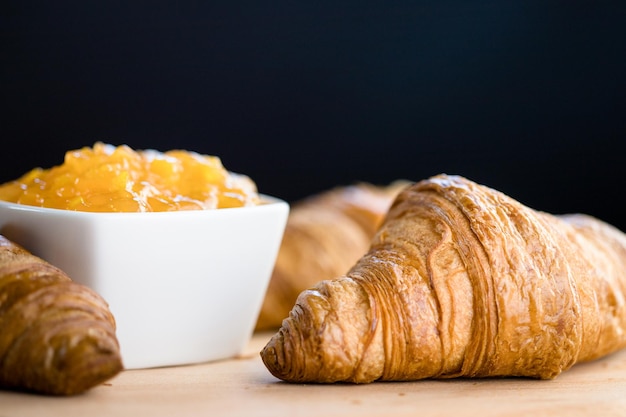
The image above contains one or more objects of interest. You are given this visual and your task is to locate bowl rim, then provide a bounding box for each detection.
[0,194,287,218]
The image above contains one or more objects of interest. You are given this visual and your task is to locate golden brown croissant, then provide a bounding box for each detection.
[0,235,122,395]
[255,180,410,330]
[261,174,626,383]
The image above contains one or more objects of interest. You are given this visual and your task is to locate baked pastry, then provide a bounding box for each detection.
[0,235,122,395]
[261,174,626,382]
[255,180,410,330]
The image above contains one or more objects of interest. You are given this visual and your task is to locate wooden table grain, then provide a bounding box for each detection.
[2,332,626,417]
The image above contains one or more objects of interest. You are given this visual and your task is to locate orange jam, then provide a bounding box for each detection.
[0,143,260,212]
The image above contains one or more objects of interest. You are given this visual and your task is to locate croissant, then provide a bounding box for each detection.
[261,174,626,383]
[256,180,410,330]
[0,235,123,395]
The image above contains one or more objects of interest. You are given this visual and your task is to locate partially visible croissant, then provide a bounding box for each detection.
[261,174,626,383]
[255,180,410,330]
[0,235,122,395]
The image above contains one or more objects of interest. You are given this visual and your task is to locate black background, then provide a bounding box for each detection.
[2,1,625,231]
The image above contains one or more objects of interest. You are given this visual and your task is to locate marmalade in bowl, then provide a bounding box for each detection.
[0,143,260,212]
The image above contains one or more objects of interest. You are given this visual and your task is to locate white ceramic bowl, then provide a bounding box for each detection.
[0,196,288,369]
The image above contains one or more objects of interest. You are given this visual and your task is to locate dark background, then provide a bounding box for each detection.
[2,1,625,230]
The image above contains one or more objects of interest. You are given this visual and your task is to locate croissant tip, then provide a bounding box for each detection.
[260,341,279,376]
[262,329,298,382]
[43,345,124,396]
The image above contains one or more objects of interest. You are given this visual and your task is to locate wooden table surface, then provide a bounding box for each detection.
[3,332,626,417]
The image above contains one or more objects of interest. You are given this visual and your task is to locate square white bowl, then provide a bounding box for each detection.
[0,196,288,369]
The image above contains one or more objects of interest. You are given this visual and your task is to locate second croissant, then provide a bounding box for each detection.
[256,180,410,330]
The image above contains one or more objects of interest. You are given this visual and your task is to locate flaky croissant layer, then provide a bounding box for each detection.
[261,174,626,383]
